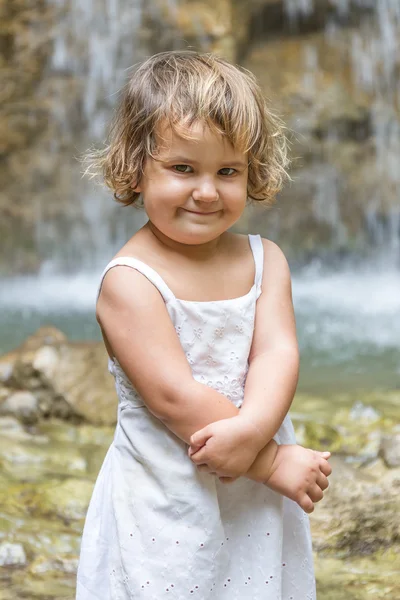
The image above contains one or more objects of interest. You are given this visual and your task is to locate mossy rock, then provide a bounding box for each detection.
[24,478,93,522]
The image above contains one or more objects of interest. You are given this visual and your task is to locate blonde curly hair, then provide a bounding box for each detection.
[84,50,290,206]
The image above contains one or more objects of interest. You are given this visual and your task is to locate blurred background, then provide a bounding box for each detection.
[0,1,399,599]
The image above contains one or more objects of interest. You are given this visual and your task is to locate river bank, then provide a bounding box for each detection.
[0,327,399,598]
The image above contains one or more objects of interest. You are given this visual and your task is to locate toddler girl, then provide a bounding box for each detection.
[76,50,331,600]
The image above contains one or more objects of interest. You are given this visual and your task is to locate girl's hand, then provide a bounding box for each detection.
[188,416,264,481]
[264,444,332,514]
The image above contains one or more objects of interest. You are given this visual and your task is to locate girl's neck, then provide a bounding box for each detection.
[145,221,225,262]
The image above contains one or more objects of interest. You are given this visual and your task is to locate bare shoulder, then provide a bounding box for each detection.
[96,262,164,323]
[261,238,289,264]
[260,238,291,282]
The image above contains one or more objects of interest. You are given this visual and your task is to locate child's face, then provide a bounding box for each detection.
[135,121,248,246]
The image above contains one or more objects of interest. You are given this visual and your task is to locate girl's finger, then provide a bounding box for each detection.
[299,495,314,514]
[316,472,329,491]
[190,448,209,464]
[190,427,212,451]
[307,485,324,503]
[319,459,332,477]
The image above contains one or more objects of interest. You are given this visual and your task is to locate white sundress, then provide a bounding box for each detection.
[76,233,316,600]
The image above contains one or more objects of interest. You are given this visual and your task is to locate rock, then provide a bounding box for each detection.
[1,327,118,425]
[380,434,400,469]
[32,345,59,380]
[349,401,381,424]
[0,416,25,434]
[17,327,67,353]
[241,18,399,261]
[28,555,78,576]
[314,550,400,600]
[50,342,118,425]
[0,416,34,442]
[141,0,249,62]
[310,456,400,556]
[26,478,94,521]
[0,361,13,383]
[0,391,39,425]
[0,436,87,482]
[0,542,27,567]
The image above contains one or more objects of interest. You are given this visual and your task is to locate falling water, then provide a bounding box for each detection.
[282,0,400,259]
[1,0,399,393]
[35,0,148,273]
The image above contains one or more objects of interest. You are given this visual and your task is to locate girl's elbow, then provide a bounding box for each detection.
[147,378,199,422]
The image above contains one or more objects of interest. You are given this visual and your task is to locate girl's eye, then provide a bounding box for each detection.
[173,165,192,173]
[219,168,236,176]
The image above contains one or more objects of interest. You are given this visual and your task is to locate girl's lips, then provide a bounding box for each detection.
[184,209,220,215]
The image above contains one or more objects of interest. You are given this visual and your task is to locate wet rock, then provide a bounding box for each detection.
[241,19,399,261]
[0,361,13,383]
[0,416,25,435]
[26,478,94,521]
[32,345,59,380]
[142,0,249,62]
[315,550,400,600]
[0,415,35,442]
[349,401,381,424]
[0,391,39,425]
[0,435,87,482]
[0,327,117,425]
[0,542,27,567]
[310,456,400,556]
[292,412,383,463]
[28,555,78,576]
[248,0,375,40]
[380,434,400,469]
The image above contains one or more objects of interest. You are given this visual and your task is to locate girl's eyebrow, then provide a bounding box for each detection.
[163,156,248,169]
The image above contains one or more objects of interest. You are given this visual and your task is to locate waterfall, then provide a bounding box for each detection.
[280,0,400,260]
[35,0,147,273]
[4,0,400,273]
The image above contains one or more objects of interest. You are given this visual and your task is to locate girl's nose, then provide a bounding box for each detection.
[192,178,219,202]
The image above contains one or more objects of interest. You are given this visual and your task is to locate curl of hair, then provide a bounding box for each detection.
[82,51,290,207]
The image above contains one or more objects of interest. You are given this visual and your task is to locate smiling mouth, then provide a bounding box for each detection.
[185,209,220,215]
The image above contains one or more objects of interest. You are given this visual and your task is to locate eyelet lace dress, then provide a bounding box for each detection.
[76,234,316,600]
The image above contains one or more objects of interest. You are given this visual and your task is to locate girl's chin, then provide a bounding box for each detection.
[169,227,224,245]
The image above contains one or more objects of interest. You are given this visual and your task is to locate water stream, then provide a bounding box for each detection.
[2,0,400,393]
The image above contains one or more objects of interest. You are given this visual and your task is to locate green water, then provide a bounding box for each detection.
[1,267,399,397]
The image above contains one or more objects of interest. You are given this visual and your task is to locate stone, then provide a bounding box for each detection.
[0,542,27,567]
[1,327,118,425]
[349,401,381,424]
[28,555,79,576]
[380,434,400,469]
[0,361,13,383]
[0,415,24,434]
[141,0,247,62]
[0,436,87,482]
[310,456,400,556]
[1,390,39,425]
[26,478,94,521]
[32,345,59,380]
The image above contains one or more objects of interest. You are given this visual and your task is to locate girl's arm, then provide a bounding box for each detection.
[97,265,255,438]
[189,239,299,461]
[97,265,330,512]
[97,266,329,512]
[238,239,299,441]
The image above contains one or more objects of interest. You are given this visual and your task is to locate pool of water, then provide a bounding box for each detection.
[1,267,399,395]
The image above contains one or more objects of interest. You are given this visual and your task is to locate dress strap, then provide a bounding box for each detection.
[96,257,176,304]
[248,234,264,299]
